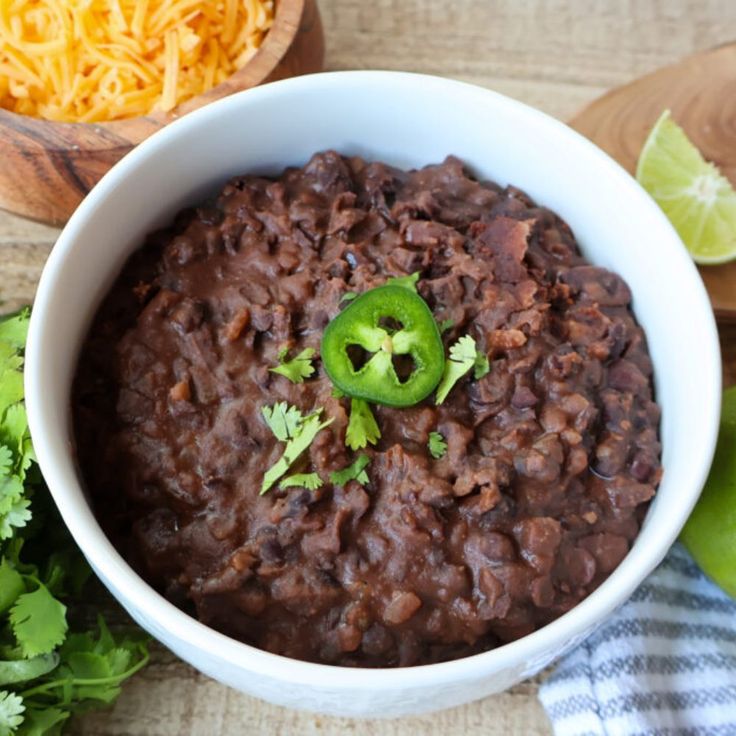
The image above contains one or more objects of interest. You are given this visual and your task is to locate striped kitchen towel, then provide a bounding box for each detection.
[539,543,736,735]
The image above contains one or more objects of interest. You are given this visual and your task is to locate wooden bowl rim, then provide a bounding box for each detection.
[0,0,304,144]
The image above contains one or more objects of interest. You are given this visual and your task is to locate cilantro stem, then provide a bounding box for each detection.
[19,646,150,700]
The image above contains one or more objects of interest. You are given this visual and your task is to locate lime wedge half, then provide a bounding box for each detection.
[681,386,736,598]
[636,110,736,265]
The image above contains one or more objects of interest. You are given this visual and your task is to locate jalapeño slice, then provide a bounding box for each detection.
[321,285,444,407]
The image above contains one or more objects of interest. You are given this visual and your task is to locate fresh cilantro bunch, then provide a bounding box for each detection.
[0,309,33,542]
[0,309,148,736]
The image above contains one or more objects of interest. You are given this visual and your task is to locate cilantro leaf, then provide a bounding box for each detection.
[435,335,478,404]
[0,309,30,351]
[0,499,30,542]
[0,474,23,512]
[0,477,29,542]
[0,405,28,461]
[269,347,316,384]
[20,618,149,722]
[387,272,420,292]
[345,398,381,451]
[18,706,67,735]
[340,292,358,304]
[67,651,112,680]
[428,432,448,459]
[261,402,304,442]
[261,406,333,494]
[0,448,11,477]
[107,647,133,677]
[0,561,24,614]
[43,548,92,599]
[279,472,323,491]
[329,455,371,486]
[0,690,24,735]
[474,352,490,380]
[438,318,454,334]
[0,654,59,688]
[0,351,24,420]
[9,585,68,658]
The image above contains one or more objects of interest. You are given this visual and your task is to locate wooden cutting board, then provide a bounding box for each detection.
[569,42,736,321]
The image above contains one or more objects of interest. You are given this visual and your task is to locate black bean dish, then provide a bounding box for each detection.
[73,152,662,667]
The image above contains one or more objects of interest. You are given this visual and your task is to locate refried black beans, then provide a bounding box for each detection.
[72,152,662,667]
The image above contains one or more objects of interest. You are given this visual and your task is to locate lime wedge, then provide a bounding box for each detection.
[681,386,736,598]
[636,110,736,265]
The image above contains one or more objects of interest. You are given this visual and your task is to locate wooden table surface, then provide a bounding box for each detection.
[2,1,735,734]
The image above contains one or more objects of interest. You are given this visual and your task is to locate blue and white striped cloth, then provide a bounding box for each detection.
[539,544,736,735]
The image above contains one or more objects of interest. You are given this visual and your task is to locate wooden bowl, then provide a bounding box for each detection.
[0,0,324,225]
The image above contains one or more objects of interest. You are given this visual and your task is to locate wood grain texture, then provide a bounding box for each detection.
[1,1,735,734]
[0,0,325,226]
[569,43,736,320]
[318,0,736,120]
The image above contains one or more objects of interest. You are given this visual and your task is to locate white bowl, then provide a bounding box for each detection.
[25,71,721,718]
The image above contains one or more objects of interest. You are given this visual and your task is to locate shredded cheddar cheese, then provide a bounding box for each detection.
[0,0,274,122]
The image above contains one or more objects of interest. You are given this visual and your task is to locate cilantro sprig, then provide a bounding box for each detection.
[0,691,24,735]
[269,347,316,384]
[279,472,323,491]
[260,402,303,442]
[329,455,371,486]
[9,585,68,659]
[435,335,490,404]
[0,309,149,736]
[428,432,448,459]
[345,398,381,451]
[474,352,490,380]
[261,402,333,494]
